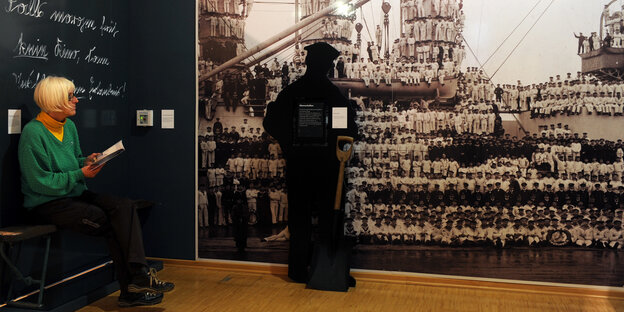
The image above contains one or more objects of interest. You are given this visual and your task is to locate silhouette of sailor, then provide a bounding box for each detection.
[263,42,358,284]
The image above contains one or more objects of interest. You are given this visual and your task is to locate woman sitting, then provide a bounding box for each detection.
[18,76,174,307]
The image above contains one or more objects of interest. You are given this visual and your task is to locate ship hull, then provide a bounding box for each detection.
[331,77,458,100]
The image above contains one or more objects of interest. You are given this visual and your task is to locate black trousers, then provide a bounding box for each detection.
[30,190,147,291]
[286,168,336,283]
[232,211,249,249]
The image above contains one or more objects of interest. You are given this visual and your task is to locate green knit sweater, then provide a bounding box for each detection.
[18,118,87,209]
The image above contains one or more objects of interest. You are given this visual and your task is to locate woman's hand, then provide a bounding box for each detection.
[82,164,104,178]
[85,153,102,166]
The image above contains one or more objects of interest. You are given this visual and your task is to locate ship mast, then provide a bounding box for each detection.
[202,0,371,81]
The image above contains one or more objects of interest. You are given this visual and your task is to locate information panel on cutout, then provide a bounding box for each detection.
[0,0,129,127]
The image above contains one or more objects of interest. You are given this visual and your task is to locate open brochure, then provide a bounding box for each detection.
[93,140,125,166]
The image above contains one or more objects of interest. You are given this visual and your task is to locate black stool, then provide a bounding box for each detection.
[0,225,57,309]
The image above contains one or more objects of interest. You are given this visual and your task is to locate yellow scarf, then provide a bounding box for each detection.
[36,112,66,141]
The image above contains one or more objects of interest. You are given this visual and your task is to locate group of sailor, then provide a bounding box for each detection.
[202,15,246,40]
[531,80,624,117]
[341,128,624,247]
[356,105,496,135]
[459,66,624,117]
[400,19,460,44]
[345,204,624,248]
[320,17,355,41]
[340,57,455,86]
[400,0,463,21]
[300,0,336,17]
[198,183,288,227]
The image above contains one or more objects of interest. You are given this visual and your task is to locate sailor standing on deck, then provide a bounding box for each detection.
[574,32,587,54]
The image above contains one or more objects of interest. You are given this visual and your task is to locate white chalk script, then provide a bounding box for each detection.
[74,85,86,97]
[54,38,80,63]
[100,16,119,38]
[84,47,110,66]
[11,70,46,89]
[89,77,126,99]
[13,32,48,60]
[49,10,97,33]
[5,0,45,18]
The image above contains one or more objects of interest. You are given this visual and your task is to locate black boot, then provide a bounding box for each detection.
[118,292,163,307]
[128,266,175,293]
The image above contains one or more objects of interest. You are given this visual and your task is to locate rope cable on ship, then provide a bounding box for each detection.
[360,7,375,44]
[461,34,494,84]
[478,0,542,71]
[490,0,555,80]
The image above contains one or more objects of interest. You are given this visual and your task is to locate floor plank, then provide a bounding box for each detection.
[78,264,624,312]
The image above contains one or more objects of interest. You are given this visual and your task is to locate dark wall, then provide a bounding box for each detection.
[0,0,131,226]
[127,0,197,260]
[0,0,196,284]
[0,0,133,301]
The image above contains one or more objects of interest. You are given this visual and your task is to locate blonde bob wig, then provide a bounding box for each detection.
[33,76,75,113]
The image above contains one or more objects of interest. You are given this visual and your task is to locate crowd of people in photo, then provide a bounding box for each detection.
[448,12,624,117]
[457,66,624,118]
[198,118,290,229]
[530,78,624,118]
[200,16,246,40]
[195,0,624,249]
[299,0,347,17]
[358,0,467,85]
[320,17,355,41]
[198,0,252,17]
[198,0,249,42]
[197,0,469,117]
[196,86,624,250]
[198,34,467,117]
[354,98,498,136]
[338,95,624,248]
[197,0,248,67]
[400,0,463,22]
[573,5,624,53]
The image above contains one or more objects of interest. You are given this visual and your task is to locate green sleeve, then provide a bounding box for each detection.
[77,155,86,167]
[18,130,85,197]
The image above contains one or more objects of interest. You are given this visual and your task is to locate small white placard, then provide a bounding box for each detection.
[332,107,347,129]
[8,109,21,134]
[161,109,174,129]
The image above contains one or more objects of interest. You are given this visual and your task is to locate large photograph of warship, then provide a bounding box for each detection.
[196,0,624,286]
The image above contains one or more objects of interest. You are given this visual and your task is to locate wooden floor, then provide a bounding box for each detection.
[77,262,624,312]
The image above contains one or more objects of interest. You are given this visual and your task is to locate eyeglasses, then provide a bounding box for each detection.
[68,93,77,101]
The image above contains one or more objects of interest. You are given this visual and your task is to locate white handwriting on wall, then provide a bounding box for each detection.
[5,0,46,18]
[100,16,119,38]
[13,32,48,60]
[89,77,126,99]
[73,85,86,97]
[11,70,46,89]
[49,10,97,33]
[84,46,110,66]
[54,38,80,63]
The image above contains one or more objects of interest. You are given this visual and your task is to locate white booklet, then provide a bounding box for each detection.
[93,140,125,166]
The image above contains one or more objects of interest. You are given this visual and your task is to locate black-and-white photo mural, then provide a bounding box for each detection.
[197,0,624,286]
